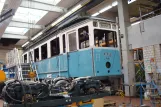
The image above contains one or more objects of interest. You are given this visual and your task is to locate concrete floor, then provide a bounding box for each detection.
[0,100,3,107]
[104,96,151,106]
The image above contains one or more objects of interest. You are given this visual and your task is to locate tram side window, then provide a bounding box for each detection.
[50,38,60,56]
[94,29,117,47]
[34,48,39,62]
[41,44,47,60]
[68,32,77,52]
[24,54,27,63]
[78,26,89,49]
[62,34,66,53]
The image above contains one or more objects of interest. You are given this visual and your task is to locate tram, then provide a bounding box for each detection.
[22,18,122,79]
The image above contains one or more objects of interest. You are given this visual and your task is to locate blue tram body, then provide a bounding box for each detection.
[22,18,122,80]
[35,47,121,78]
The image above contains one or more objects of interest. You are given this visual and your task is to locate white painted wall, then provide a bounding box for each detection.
[0,49,10,64]
[128,15,161,49]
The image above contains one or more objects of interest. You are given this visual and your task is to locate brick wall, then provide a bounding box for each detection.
[143,44,161,81]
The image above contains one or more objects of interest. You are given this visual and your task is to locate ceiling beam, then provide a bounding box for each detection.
[21,0,67,13]
[2,34,28,39]
[8,21,45,29]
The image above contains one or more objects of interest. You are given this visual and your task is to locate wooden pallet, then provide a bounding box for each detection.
[104,101,116,107]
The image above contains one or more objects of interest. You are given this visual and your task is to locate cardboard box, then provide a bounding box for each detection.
[93,98,104,107]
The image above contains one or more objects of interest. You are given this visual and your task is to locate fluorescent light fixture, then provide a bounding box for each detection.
[22,41,29,47]
[92,12,100,17]
[31,32,43,40]
[131,21,140,26]
[99,5,112,13]
[91,0,137,16]
[71,4,82,13]
[12,7,48,23]
[0,0,6,13]
[5,27,29,35]
[112,1,118,7]
[128,0,136,4]
[51,4,82,27]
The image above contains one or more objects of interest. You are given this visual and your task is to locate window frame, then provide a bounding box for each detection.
[41,43,48,60]
[94,29,117,48]
[24,54,27,63]
[34,48,39,62]
[62,34,66,53]
[50,37,60,57]
[67,30,78,52]
[78,26,90,49]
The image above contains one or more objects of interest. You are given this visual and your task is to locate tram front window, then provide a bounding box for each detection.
[78,26,89,49]
[94,29,117,47]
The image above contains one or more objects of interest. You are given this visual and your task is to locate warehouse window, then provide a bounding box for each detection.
[68,32,77,52]
[41,44,47,60]
[50,37,60,56]
[78,26,89,49]
[62,34,66,53]
[24,54,27,63]
[94,29,117,47]
[34,48,39,62]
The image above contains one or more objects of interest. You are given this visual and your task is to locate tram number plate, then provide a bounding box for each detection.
[47,74,52,78]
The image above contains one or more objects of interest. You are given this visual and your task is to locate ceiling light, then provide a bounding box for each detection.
[92,12,100,17]
[128,0,136,4]
[51,4,82,27]
[131,21,140,26]
[71,4,82,12]
[31,32,43,40]
[112,1,118,7]
[99,5,112,13]
[22,41,29,47]
[91,0,137,16]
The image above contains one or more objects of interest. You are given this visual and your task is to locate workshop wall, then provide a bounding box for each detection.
[128,14,161,49]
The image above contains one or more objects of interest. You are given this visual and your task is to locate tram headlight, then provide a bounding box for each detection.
[106,62,111,68]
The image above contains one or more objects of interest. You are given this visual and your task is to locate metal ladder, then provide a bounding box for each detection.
[14,48,39,81]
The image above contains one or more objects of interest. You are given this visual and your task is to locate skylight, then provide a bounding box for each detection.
[33,0,61,5]
[12,7,48,23]
[5,27,29,35]
[0,0,6,13]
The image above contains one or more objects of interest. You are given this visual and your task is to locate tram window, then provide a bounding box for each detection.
[34,48,39,62]
[24,54,27,63]
[94,29,117,47]
[50,37,60,56]
[29,51,33,62]
[41,44,47,60]
[62,34,66,53]
[68,32,77,51]
[78,26,89,49]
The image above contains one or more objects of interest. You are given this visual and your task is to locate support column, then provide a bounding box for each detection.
[117,0,136,96]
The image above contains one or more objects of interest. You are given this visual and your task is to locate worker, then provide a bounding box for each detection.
[0,70,6,107]
[0,70,6,82]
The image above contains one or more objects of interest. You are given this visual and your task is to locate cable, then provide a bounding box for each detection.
[3,80,27,104]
